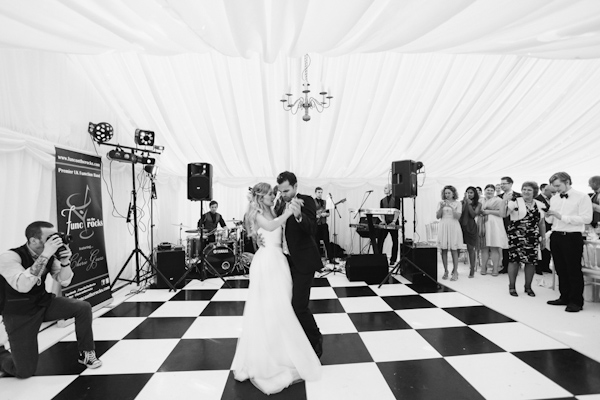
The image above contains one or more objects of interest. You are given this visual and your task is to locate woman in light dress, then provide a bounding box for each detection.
[479,184,509,276]
[436,185,464,281]
[231,183,321,395]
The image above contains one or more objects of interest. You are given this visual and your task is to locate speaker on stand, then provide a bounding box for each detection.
[187,163,212,201]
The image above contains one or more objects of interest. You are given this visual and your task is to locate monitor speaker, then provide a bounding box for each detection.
[187,163,212,201]
[400,244,437,285]
[391,160,417,198]
[345,254,389,284]
[155,249,187,289]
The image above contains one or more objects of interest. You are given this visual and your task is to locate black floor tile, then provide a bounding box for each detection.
[311,277,331,287]
[309,298,345,314]
[100,302,163,317]
[320,333,373,365]
[407,283,454,293]
[418,326,505,357]
[36,341,117,376]
[159,338,237,371]
[200,301,246,316]
[443,306,515,325]
[123,317,196,339]
[223,279,250,288]
[170,289,217,301]
[514,349,600,395]
[333,286,376,297]
[378,358,485,400]
[221,371,307,400]
[348,311,411,332]
[53,373,153,400]
[382,294,437,310]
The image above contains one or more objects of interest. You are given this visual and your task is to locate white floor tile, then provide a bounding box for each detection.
[446,352,572,400]
[61,317,145,342]
[125,289,177,302]
[306,362,396,400]
[577,395,600,399]
[420,292,481,308]
[470,322,570,352]
[210,288,248,302]
[0,375,77,400]
[182,278,224,290]
[369,283,417,297]
[80,339,179,375]
[149,301,210,318]
[360,329,441,362]
[310,287,338,300]
[134,370,230,400]
[313,313,358,334]
[395,308,466,329]
[338,297,393,313]
[326,274,368,287]
[182,316,243,339]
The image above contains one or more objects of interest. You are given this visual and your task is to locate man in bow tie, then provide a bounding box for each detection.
[535,183,556,274]
[545,172,593,313]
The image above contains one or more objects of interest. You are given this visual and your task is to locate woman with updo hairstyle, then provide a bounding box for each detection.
[505,181,546,297]
[233,183,322,394]
[460,186,482,278]
[436,185,464,281]
[479,184,508,276]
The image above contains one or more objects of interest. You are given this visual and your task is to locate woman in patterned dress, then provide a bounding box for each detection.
[436,185,463,281]
[505,181,547,297]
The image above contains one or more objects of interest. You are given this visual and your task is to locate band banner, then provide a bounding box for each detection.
[55,147,112,309]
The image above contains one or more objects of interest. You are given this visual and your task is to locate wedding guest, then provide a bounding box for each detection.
[589,176,600,228]
[535,183,556,274]
[436,186,463,281]
[460,187,481,278]
[505,182,546,297]
[479,184,508,275]
[498,177,521,274]
[546,172,593,313]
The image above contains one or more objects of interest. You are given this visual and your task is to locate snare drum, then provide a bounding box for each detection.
[203,243,236,276]
[214,228,229,244]
[186,235,203,260]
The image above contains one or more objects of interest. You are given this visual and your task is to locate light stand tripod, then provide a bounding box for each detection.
[378,197,439,288]
[110,160,175,291]
[321,194,345,276]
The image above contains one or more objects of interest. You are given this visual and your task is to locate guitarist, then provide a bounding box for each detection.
[314,187,335,264]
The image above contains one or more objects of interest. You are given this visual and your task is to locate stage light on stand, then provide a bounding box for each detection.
[88,122,114,143]
[107,149,137,163]
[138,156,156,165]
[135,129,155,146]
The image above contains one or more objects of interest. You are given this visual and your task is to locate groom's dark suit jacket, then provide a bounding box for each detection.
[276,193,323,273]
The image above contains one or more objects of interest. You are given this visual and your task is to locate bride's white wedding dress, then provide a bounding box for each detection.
[231,227,321,394]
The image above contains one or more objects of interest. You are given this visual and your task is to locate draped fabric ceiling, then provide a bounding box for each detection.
[1,0,599,282]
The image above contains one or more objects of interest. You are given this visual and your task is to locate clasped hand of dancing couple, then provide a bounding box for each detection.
[231,173,323,395]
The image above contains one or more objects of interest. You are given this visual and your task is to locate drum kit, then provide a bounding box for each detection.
[182,218,252,280]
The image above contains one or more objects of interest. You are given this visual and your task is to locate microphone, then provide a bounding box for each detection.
[366,190,373,193]
[329,193,333,198]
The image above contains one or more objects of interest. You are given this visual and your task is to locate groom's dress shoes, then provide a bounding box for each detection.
[547,298,569,306]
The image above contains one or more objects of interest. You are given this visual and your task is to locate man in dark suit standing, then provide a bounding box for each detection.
[275,171,323,358]
[589,176,600,229]
[536,183,556,274]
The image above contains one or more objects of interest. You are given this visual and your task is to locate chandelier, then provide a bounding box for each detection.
[281,54,332,121]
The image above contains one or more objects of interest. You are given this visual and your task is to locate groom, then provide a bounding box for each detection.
[275,171,323,358]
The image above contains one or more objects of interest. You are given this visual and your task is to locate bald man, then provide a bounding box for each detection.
[377,184,401,265]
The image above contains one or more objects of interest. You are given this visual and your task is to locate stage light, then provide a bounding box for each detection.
[107,149,137,163]
[88,122,114,144]
[135,129,155,146]
[138,156,156,165]
[415,161,424,171]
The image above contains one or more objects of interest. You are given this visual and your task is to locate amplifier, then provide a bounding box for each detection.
[345,254,389,284]
[400,244,437,285]
[155,249,186,289]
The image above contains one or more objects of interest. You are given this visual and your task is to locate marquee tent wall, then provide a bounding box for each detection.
[1,0,599,283]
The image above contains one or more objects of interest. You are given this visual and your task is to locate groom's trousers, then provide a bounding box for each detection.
[288,260,322,348]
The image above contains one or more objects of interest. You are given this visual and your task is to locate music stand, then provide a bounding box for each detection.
[320,195,345,276]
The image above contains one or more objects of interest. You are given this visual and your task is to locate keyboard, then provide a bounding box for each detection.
[360,208,400,215]
[349,223,401,231]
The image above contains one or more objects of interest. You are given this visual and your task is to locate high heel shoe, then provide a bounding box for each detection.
[524,287,535,297]
[450,271,458,281]
[509,288,518,297]
[442,271,448,280]
[491,267,498,277]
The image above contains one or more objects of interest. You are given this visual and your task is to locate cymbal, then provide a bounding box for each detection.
[185,229,201,233]
[171,223,191,228]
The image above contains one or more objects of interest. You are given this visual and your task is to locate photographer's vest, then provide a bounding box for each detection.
[0,244,55,315]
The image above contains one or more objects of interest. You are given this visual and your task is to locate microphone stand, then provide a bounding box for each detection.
[321,194,345,276]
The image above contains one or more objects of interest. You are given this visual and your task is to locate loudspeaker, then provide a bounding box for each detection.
[345,254,389,284]
[187,163,212,201]
[400,244,437,285]
[155,249,187,289]
[392,160,417,198]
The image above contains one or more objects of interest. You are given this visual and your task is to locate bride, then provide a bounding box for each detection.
[231,183,322,395]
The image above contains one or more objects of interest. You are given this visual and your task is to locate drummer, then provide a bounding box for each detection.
[198,200,227,243]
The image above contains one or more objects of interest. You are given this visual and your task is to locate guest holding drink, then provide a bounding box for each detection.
[436,186,463,281]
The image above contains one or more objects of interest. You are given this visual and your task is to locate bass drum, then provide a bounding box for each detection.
[203,243,236,277]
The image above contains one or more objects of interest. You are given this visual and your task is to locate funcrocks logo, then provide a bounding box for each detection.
[60,186,104,240]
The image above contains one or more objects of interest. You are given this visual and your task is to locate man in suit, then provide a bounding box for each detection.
[275,171,323,358]
[589,176,600,228]
[498,176,521,274]
[536,183,556,274]
[377,184,401,265]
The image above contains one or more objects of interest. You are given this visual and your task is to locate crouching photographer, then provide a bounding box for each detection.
[0,221,101,378]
